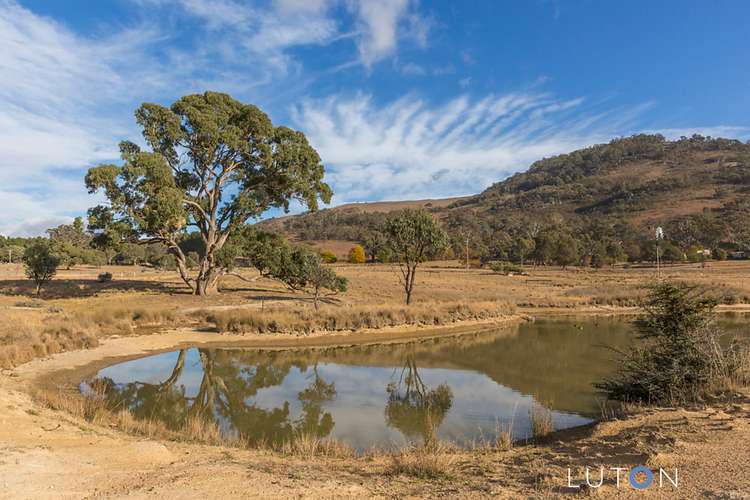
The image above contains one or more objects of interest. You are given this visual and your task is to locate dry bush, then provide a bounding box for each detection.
[0,311,99,369]
[280,432,353,459]
[529,403,554,438]
[495,419,515,450]
[202,300,515,335]
[182,415,224,445]
[114,409,170,439]
[0,305,181,369]
[388,441,455,479]
[32,386,110,425]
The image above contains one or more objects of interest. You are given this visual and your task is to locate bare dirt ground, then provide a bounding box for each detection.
[1,261,750,498]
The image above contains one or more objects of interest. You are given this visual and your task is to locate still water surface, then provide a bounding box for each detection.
[83,317,746,450]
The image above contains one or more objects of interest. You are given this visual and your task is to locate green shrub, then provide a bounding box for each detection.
[597,282,749,404]
[23,241,60,296]
[319,250,337,263]
[490,261,524,275]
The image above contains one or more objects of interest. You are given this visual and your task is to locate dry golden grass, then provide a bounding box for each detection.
[529,403,555,438]
[200,300,515,334]
[0,304,184,369]
[388,441,456,479]
[0,310,100,369]
[280,432,353,459]
[3,260,750,369]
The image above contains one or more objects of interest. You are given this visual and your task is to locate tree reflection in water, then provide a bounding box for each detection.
[385,354,453,444]
[94,348,337,446]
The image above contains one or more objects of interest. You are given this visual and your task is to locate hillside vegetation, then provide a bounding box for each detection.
[272,134,750,265]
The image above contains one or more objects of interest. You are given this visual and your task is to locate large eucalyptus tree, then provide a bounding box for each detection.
[86,92,331,295]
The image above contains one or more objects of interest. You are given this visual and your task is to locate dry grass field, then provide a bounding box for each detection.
[2,259,750,369]
[1,260,750,498]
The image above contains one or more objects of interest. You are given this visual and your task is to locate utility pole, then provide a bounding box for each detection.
[465,236,470,270]
[655,226,664,280]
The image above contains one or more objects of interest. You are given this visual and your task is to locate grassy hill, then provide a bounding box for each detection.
[266,134,750,264]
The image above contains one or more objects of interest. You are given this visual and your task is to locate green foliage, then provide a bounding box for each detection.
[375,247,392,263]
[553,233,579,268]
[242,231,347,309]
[590,242,609,268]
[0,236,28,263]
[360,228,388,262]
[597,283,749,404]
[23,241,60,295]
[319,250,337,263]
[243,230,295,278]
[384,209,449,304]
[347,245,365,264]
[660,242,684,263]
[490,261,524,275]
[155,254,177,270]
[39,217,106,267]
[276,249,348,309]
[85,92,331,295]
[510,237,535,265]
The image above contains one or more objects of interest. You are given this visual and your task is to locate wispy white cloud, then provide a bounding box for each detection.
[347,0,427,68]
[291,92,654,203]
[0,0,140,236]
[400,62,426,76]
[0,0,431,235]
[142,0,428,70]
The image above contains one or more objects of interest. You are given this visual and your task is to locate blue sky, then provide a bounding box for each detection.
[1,0,749,235]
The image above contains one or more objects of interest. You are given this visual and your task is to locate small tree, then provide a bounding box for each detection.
[23,241,60,296]
[554,234,579,269]
[590,242,609,268]
[605,240,626,266]
[361,229,388,263]
[510,237,534,266]
[384,209,448,305]
[244,233,347,310]
[278,249,347,310]
[661,242,684,264]
[532,232,557,265]
[596,283,749,404]
[304,254,348,310]
[348,245,365,264]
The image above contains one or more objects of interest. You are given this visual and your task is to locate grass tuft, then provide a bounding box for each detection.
[529,403,554,438]
[388,441,455,480]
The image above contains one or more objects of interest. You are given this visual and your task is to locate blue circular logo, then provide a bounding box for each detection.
[629,466,654,490]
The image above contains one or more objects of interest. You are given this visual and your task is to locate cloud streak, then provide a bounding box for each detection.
[0,0,430,235]
[292,92,653,203]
